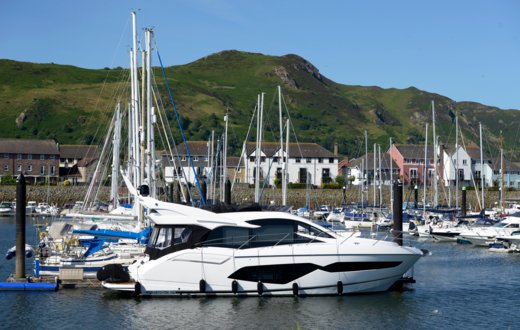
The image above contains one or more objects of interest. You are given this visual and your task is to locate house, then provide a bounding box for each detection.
[162,141,209,185]
[243,142,338,187]
[0,138,60,184]
[390,144,436,186]
[59,144,99,184]
[491,158,520,189]
[442,145,494,188]
[346,153,399,186]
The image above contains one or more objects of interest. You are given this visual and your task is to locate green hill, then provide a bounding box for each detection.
[0,51,518,159]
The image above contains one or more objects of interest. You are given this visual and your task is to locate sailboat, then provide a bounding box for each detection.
[35,11,157,280]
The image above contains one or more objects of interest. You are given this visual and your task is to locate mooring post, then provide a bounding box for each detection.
[201,181,207,204]
[414,185,418,209]
[392,180,403,246]
[174,181,181,204]
[15,173,26,279]
[225,179,231,205]
[461,186,467,217]
[185,185,191,205]
[167,183,173,203]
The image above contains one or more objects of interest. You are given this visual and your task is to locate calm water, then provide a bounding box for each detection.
[0,216,518,330]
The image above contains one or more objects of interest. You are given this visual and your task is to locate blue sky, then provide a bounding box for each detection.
[1,0,519,110]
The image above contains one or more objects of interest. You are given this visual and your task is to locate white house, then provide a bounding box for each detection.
[162,141,211,185]
[243,142,338,186]
[442,145,493,187]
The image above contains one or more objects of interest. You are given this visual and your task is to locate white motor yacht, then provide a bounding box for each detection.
[458,216,520,246]
[100,186,424,296]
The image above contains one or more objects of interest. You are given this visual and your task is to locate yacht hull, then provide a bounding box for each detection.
[104,241,422,296]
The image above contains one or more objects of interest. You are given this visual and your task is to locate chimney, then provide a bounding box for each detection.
[334,143,338,157]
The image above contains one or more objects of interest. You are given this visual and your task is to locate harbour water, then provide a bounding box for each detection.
[0,216,518,329]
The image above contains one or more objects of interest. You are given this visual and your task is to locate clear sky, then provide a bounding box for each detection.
[1,0,519,110]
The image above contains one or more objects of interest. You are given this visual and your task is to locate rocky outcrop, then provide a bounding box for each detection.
[273,66,299,90]
[16,111,26,128]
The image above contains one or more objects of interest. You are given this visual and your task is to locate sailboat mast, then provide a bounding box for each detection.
[283,118,290,206]
[111,103,121,209]
[500,131,504,213]
[145,28,155,198]
[455,115,459,214]
[389,137,393,206]
[423,123,428,214]
[373,143,376,207]
[254,94,264,203]
[365,130,368,208]
[131,11,140,189]
[479,122,484,210]
[222,113,229,202]
[378,144,382,210]
[278,86,286,205]
[432,100,438,207]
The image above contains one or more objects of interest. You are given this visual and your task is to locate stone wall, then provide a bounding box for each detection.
[0,185,515,211]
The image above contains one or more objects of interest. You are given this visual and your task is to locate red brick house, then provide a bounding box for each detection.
[0,138,60,184]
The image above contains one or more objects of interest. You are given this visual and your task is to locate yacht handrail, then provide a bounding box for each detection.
[238,235,257,250]
[273,233,290,247]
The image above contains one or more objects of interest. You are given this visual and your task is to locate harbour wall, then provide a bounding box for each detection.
[0,185,516,210]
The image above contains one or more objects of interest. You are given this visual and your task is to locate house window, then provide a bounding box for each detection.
[306,158,311,163]
[193,156,198,162]
[299,168,308,184]
[322,168,331,183]
[235,178,241,183]
[318,158,323,163]
[3,165,8,172]
[16,154,22,160]
[462,160,467,165]
[3,153,8,159]
[249,157,255,162]
[273,157,279,163]
[27,154,32,160]
[329,158,334,164]
[181,156,186,161]
[40,166,45,175]
[261,157,266,163]
[27,164,32,172]
[50,155,55,160]
[409,168,418,179]
[40,154,45,160]
[295,158,301,163]
[50,166,55,175]
[16,164,22,172]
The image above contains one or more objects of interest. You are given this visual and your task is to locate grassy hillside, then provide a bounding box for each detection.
[1,52,519,160]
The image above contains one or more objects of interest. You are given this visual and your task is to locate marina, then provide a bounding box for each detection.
[0,215,519,329]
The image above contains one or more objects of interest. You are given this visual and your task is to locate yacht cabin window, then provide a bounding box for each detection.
[148,226,193,250]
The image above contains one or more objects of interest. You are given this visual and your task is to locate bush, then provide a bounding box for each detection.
[63,180,71,186]
[1,176,16,185]
[322,183,342,189]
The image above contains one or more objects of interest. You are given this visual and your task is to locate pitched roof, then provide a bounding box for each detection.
[347,153,398,170]
[490,158,520,171]
[60,145,99,159]
[0,138,59,155]
[176,141,209,156]
[394,144,435,159]
[245,142,335,158]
